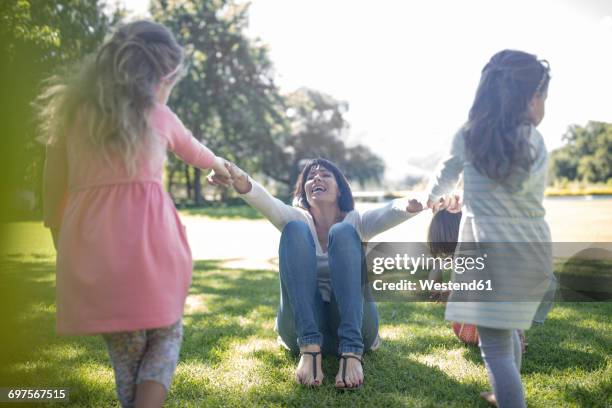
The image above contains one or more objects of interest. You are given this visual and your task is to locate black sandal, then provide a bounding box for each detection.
[299,351,322,386]
[336,354,364,391]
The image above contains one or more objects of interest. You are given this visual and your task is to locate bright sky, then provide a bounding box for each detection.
[124,0,612,181]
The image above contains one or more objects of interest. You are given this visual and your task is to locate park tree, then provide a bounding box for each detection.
[151,1,385,204]
[265,88,385,196]
[151,0,287,205]
[549,121,612,184]
[0,0,122,220]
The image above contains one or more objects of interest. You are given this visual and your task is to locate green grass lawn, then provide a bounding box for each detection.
[1,223,611,407]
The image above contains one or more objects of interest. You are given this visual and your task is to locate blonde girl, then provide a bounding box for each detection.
[39,20,231,407]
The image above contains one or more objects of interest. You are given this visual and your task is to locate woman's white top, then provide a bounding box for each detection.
[240,180,417,301]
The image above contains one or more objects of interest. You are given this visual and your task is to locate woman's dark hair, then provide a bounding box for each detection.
[292,158,355,212]
[464,49,550,186]
[428,210,462,256]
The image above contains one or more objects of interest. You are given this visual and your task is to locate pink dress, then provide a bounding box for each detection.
[43,104,216,335]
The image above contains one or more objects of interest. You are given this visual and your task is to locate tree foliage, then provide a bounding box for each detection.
[549,121,612,184]
[1,0,388,219]
[151,0,287,204]
[1,0,119,63]
[152,0,385,204]
[266,88,385,196]
[0,0,122,219]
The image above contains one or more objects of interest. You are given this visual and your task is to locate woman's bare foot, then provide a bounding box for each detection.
[335,353,363,389]
[480,391,497,406]
[296,344,323,386]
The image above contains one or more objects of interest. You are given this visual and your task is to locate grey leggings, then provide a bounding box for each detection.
[102,320,183,408]
[477,326,526,408]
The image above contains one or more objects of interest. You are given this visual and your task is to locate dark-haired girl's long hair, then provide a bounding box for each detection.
[428,210,462,257]
[464,49,550,187]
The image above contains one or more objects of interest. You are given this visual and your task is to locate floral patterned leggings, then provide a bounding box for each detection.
[102,320,183,408]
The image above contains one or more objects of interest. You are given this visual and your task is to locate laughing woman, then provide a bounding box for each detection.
[214,158,423,390]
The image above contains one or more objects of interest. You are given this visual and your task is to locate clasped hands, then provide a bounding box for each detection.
[406,193,462,214]
[207,158,462,214]
[206,158,251,194]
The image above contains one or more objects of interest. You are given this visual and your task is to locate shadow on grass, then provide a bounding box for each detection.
[178,261,492,407]
[563,376,612,408]
[3,255,612,407]
[454,303,611,376]
[0,257,118,406]
[522,304,611,374]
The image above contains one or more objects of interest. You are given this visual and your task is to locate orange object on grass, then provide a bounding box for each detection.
[452,322,479,345]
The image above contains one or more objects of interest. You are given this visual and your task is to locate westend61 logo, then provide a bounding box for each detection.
[370,253,487,275]
[365,242,612,302]
[366,251,493,297]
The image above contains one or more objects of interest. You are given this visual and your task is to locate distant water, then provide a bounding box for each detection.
[355,195,612,242]
[353,194,612,205]
[544,195,612,201]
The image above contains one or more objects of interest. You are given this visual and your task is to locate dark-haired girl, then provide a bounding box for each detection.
[426,50,555,407]
[218,158,423,389]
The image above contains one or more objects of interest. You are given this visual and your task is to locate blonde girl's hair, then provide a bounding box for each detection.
[36,20,185,174]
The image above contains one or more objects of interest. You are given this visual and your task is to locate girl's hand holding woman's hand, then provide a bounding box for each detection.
[224,161,252,194]
[446,194,462,213]
[207,156,233,187]
[426,193,463,213]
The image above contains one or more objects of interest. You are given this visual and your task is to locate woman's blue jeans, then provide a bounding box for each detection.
[275,220,379,355]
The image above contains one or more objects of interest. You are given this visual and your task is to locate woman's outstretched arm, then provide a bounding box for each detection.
[214,162,309,231]
[359,197,424,241]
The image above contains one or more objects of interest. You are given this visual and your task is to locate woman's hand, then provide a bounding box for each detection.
[206,156,233,187]
[406,198,425,213]
[224,161,252,194]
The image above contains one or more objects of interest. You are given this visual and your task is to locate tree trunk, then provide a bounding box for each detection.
[185,165,192,201]
[194,167,204,206]
[219,185,229,202]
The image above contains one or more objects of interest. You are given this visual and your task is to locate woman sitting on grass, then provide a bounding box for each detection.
[210,158,423,390]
